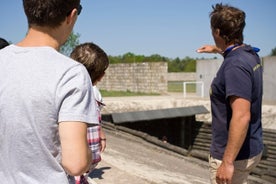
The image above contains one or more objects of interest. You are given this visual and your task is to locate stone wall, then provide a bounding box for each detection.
[97,62,168,94]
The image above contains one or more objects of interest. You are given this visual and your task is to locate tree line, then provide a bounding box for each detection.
[60,32,197,72]
[108,52,196,72]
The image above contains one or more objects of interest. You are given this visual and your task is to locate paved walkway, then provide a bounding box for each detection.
[87,126,210,184]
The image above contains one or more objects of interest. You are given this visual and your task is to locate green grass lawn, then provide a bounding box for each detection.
[168,81,196,93]
[100,81,196,97]
[100,89,159,97]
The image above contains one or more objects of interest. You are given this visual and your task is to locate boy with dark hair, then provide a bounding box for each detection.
[0,1,97,183]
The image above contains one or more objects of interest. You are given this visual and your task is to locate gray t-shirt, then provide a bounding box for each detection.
[0,45,98,184]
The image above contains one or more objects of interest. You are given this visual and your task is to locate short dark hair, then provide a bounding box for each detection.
[210,3,246,45]
[0,38,9,49]
[70,42,109,84]
[23,0,80,28]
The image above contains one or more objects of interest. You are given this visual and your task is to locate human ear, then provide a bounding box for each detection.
[66,9,78,24]
[213,28,220,36]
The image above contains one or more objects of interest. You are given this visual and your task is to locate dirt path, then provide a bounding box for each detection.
[88,127,210,184]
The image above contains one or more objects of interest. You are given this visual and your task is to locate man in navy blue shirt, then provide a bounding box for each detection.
[197,3,263,184]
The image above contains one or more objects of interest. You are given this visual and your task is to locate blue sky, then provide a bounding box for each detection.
[1,0,276,59]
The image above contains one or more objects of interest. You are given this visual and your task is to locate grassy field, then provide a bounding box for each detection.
[168,81,196,93]
[100,90,159,97]
[100,81,196,97]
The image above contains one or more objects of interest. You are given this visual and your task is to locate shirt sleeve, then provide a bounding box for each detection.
[56,64,99,124]
[224,63,252,102]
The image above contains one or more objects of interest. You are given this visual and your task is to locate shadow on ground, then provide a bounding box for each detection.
[88,167,111,180]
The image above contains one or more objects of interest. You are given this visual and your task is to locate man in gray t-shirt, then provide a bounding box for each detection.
[0,1,97,183]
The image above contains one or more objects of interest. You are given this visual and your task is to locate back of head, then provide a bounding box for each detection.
[0,38,9,49]
[70,42,109,84]
[23,0,80,28]
[210,3,246,45]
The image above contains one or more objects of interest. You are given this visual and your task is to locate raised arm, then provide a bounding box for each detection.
[196,45,223,55]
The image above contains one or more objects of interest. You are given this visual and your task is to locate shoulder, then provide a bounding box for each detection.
[39,47,88,77]
[93,86,102,102]
[225,45,260,69]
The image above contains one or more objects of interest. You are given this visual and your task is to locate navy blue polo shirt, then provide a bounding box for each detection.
[210,44,263,160]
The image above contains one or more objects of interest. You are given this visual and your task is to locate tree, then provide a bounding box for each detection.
[270,47,276,56]
[147,54,167,62]
[183,57,196,72]
[167,57,196,72]
[60,31,80,56]
[122,52,136,63]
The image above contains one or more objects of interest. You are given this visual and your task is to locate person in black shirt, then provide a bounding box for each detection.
[197,3,263,184]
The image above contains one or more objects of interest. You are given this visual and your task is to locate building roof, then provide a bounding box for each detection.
[109,105,209,124]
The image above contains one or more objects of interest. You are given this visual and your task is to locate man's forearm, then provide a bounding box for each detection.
[223,116,249,164]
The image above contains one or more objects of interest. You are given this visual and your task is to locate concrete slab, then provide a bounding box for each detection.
[110,105,209,124]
